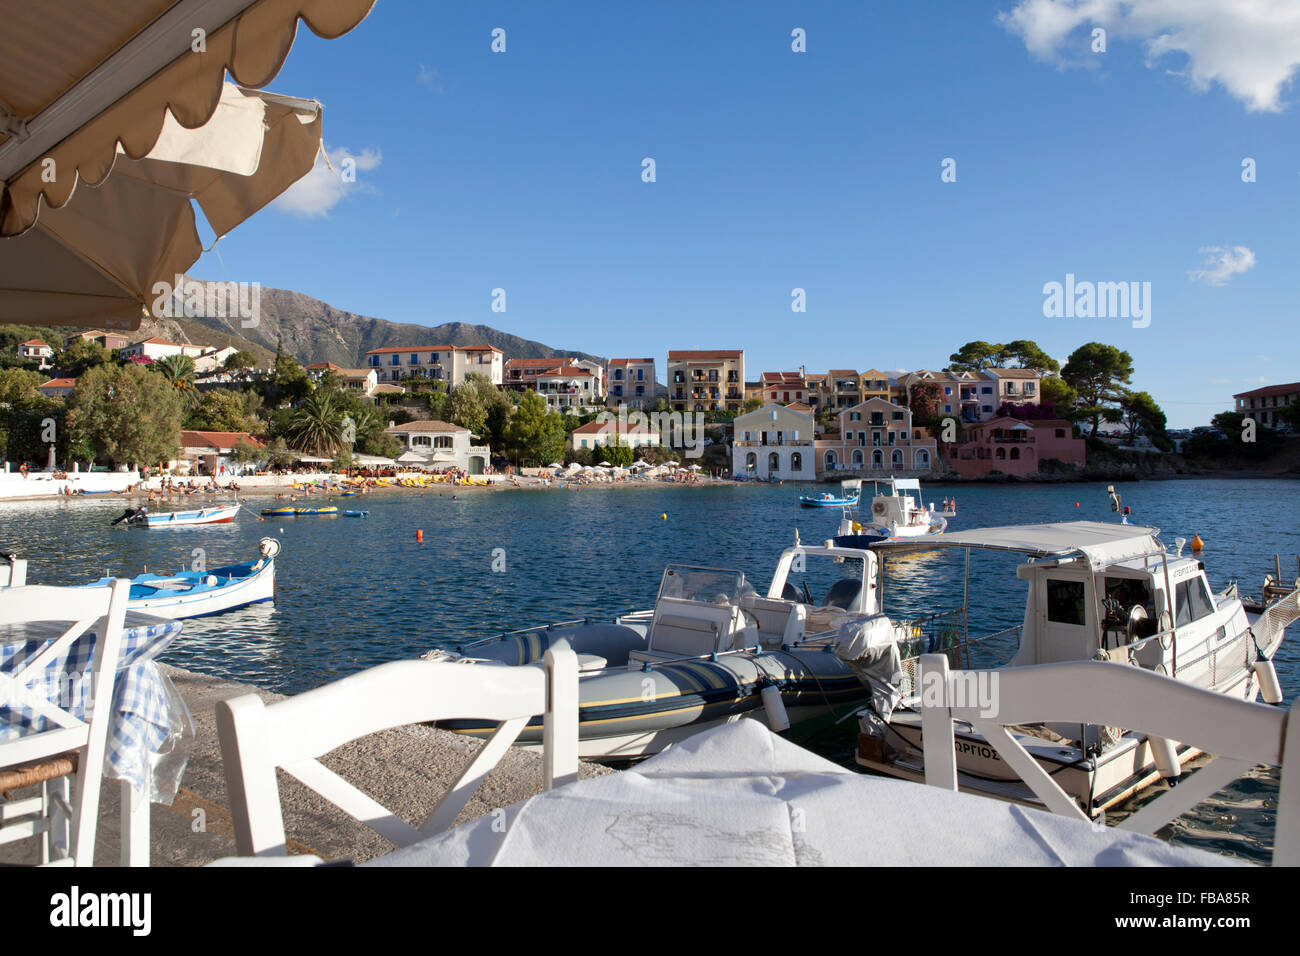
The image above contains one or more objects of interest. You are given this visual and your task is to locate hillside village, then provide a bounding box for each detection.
[1,320,1296,482]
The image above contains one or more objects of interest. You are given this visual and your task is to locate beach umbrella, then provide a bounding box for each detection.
[0,1,376,328]
[598,460,612,467]
[547,462,564,470]
[688,464,702,470]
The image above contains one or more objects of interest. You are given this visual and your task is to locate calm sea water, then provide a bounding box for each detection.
[3,478,1296,863]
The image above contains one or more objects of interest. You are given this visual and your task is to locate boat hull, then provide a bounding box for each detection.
[857,663,1262,817]
[436,622,869,759]
[140,505,239,527]
[78,557,276,620]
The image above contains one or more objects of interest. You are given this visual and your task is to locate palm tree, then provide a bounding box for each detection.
[154,353,197,396]
[285,391,343,455]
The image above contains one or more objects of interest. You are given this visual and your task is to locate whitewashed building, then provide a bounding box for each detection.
[17,339,54,369]
[365,345,504,387]
[569,419,660,451]
[384,420,491,474]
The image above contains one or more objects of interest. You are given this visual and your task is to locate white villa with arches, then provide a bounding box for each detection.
[383,419,491,474]
[814,398,937,476]
[732,404,816,480]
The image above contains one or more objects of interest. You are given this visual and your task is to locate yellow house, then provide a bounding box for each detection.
[732,404,816,480]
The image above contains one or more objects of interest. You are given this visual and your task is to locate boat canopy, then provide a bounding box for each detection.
[871,520,1163,569]
[889,478,921,493]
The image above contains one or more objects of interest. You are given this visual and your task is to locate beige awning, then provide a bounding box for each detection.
[1,82,323,326]
[0,0,376,327]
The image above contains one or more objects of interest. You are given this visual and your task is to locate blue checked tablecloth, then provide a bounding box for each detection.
[0,613,189,797]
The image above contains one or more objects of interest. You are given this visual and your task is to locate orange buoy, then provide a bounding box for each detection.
[416,529,424,541]
[1191,534,1204,551]
[1074,502,1079,508]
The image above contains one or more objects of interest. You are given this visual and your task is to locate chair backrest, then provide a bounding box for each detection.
[0,581,131,768]
[217,648,579,857]
[918,654,1297,866]
[647,597,743,656]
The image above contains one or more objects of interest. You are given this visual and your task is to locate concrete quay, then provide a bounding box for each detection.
[0,664,613,866]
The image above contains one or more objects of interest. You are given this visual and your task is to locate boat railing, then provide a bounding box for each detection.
[633,644,765,671]
[896,612,1022,700]
[461,619,593,649]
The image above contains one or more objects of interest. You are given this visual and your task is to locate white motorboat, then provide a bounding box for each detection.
[837,521,1299,818]
[832,477,947,546]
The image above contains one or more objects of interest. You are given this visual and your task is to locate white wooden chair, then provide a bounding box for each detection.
[0,580,131,866]
[217,648,579,857]
[918,654,1297,865]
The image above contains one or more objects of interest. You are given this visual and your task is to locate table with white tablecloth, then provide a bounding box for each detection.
[365,720,1234,867]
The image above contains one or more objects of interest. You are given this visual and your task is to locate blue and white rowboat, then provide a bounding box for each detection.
[79,538,280,620]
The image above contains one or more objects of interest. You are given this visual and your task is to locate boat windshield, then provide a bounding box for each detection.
[657,566,749,605]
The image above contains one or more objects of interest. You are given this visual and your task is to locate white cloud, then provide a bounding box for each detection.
[417,64,444,93]
[1188,245,1256,286]
[274,146,382,218]
[999,0,1300,112]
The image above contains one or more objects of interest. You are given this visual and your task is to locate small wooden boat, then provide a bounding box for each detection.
[294,506,338,516]
[74,538,279,620]
[113,503,238,527]
[799,491,859,508]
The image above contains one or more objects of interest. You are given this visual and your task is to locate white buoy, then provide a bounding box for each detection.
[1253,658,1284,704]
[761,683,790,732]
[1150,736,1181,780]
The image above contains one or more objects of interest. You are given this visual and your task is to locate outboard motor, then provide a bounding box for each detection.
[111,507,146,526]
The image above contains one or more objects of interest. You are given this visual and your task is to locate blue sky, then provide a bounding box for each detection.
[195,1,1300,427]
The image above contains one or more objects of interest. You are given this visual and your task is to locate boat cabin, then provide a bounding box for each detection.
[874,521,1241,681]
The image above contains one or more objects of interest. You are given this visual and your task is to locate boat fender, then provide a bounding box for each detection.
[1149,736,1181,781]
[761,682,791,732]
[1253,657,1284,705]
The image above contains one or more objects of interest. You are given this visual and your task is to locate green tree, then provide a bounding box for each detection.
[741,396,763,413]
[948,341,1002,371]
[447,381,487,437]
[0,367,45,407]
[186,388,260,433]
[1119,390,1168,447]
[285,391,344,455]
[264,352,311,405]
[1038,375,1078,419]
[1062,342,1134,435]
[66,363,182,468]
[223,350,257,376]
[155,353,196,388]
[54,339,108,377]
[504,390,565,466]
[999,340,1060,373]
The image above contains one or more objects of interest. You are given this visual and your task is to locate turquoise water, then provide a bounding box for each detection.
[3,478,1296,862]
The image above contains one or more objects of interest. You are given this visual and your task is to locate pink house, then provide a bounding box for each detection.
[944,417,1084,477]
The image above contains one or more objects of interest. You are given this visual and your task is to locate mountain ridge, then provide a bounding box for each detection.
[147,281,606,370]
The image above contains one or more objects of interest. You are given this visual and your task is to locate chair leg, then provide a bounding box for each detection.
[70,747,107,867]
[43,776,71,863]
[121,775,150,867]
